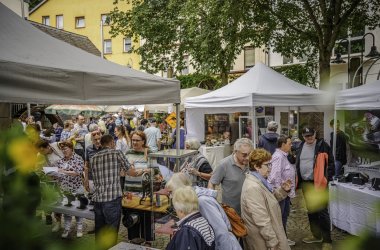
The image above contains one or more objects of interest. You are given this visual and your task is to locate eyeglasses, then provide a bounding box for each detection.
[132,139,142,142]
[262,163,272,168]
[61,147,71,151]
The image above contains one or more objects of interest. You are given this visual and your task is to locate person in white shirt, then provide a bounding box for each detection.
[144,118,162,152]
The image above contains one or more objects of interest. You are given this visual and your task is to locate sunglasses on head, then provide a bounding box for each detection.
[91,131,101,136]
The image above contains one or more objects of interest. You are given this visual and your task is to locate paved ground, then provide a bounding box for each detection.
[44,190,353,249]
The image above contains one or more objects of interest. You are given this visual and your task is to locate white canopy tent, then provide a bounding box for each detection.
[145,87,210,113]
[0,3,180,105]
[332,80,380,158]
[335,80,380,110]
[0,3,183,155]
[185,62,333,143]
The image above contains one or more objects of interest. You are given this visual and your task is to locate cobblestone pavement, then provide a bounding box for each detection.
[46,190,353,249]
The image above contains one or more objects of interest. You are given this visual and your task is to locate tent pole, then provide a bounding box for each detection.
[288,106,291,136]
[27,103,31,117]
[253,106,257,149]
[332,107,337,160]
[175,103,180,172]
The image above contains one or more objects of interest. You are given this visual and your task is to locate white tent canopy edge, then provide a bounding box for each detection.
[185,63,334,143]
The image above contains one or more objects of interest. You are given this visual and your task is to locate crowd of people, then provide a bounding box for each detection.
[17,112,340,250]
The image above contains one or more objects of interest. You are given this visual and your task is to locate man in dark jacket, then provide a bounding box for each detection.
[329,119,347,177]
[295,127,334,249]
[258,121,279,154]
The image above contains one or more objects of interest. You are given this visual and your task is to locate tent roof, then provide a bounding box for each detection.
[336,80,380,110]
[145,87,210,112]
[0,3,180,105]
[185,62,330,108]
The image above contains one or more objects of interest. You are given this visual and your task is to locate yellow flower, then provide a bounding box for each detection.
[7,138,38,174]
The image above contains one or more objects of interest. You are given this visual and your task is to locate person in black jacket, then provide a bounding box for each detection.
[167,186,215,250]
[329,119,347,177]
[295,127,334,249]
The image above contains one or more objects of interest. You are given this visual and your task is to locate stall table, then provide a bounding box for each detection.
[199,144,231,169]
[122,194,170,241]
[47,200,94,220]
[329,182,380,236]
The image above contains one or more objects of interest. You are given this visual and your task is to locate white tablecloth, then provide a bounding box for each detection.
[199,144,231,169]
[329,182,380,236]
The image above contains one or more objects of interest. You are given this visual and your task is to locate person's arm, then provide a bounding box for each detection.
[207,163,224,189]
[267,156,282,188]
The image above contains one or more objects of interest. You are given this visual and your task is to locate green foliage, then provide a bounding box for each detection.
[176,73,219,90]
[0,125,97,250]
[249,0,380,88]
[28,0,44,10]
[273,62,318,88]
[109,0,267,84]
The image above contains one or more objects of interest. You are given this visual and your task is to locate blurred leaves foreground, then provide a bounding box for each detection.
[0,124,114,250]
[302,183,380,249]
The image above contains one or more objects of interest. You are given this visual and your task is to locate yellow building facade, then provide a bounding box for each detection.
[29,0,140,69]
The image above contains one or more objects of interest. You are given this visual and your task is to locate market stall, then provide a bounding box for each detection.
[185,63,334,145]
[330,80,380,236]
[334,80,380,174]
[0,3,182,245]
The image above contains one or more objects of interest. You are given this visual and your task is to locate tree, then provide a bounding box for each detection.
[109,0,268,84]
[28,0,44,10]
[250,0,380,89]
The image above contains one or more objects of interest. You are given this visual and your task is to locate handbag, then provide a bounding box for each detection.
[222,204,248,238]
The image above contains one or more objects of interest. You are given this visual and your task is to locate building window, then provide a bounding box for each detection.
[75,16,85,28]
[56,15,63,29]
[181,55,189,75]
[104,39,112,54]
[283,55,293,64]
[101,14,109,25]
[123,37,132,52]
[244,47,255,69]
[42,16,50,26]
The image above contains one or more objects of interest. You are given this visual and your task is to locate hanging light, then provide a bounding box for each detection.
[365,45,380,58]
[331,53,346,64]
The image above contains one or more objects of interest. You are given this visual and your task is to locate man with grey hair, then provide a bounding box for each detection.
[258,120,279,154]
[208,138,254,215]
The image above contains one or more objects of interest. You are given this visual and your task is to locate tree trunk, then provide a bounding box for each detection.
[220,71,228,86]
[319,50,332,90]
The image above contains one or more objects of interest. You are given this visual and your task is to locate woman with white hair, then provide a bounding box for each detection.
[166,173,241,250]
[180,137,213,187]
[166,186,215,250]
